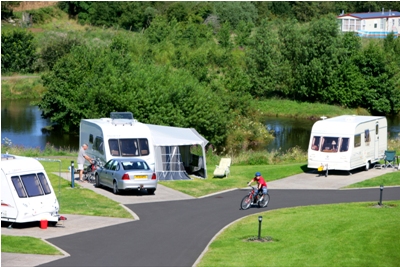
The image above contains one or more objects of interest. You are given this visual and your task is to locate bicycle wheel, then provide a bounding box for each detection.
[260,194,270,208]
[240,195,252,210]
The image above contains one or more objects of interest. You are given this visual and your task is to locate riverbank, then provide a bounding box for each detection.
[0,75,370,119]
[1,75,44,100]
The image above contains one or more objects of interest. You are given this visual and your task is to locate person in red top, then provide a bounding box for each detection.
[247,172,268,202]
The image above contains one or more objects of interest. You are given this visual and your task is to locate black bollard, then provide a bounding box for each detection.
[71,161,75,188]
[258,216,263,240]
[379,185,384,205]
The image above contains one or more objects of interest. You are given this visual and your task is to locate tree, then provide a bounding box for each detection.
[1,1,20,19]
[1,29,37,74]
[353,43,399,114]
[214,2,258,29]
[38,43,232,146]
[217,22,232,49]
[246,19,284,98]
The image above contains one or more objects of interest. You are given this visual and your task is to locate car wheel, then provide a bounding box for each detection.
[147,188,155,195]
[95,174,101,188]
[113,181,119,195]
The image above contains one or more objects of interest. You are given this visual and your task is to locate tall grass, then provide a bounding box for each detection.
[1,141,77,157]
[257,98,370,119]
[1,77,44,100]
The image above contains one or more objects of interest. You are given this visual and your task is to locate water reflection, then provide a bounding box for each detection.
[265,117,315,152]
[1,99,399,152]
[265,115,400,152]
[1,99,79,150]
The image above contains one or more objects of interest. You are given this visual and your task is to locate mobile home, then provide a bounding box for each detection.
[1,154,60,224]
[308,115,387,173]
[79,112,208,180]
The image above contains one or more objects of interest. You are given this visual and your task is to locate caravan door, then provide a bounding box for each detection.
[374,122,380,159]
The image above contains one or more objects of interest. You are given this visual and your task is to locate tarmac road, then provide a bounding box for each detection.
[38,187,400,267]
[2,168,400,267]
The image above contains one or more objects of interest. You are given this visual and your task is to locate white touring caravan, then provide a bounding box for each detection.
[1,154,61,225]
[308,115,387,174]
[79,112,208,180]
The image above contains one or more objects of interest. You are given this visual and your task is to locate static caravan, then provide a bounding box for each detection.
[308,115,387,173]
[1,154,60,225]
[80,112,208,180]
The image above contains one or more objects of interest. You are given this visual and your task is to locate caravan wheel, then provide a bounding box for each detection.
[365,161,370,171]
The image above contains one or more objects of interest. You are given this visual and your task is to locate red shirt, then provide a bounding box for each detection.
[254,176,267,187]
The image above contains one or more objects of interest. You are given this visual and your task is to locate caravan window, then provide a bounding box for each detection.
[108,138,150,157]
[354,134,361,147]
[321,137,339,152]
[89,134,94,144]
[38,173,52,194]
[311,136,321,151]
[20,174,44,197]
[139,139,149,155]
[365,130,370,143]
[11,176,27,198]
[94,137,104,155]
[340,138,349,152]
[120,139,139,156]
[109,139,120,156]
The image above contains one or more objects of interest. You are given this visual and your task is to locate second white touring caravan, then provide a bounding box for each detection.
[1,154,61,225]
[308,115,387,174]
[79,112,208,180]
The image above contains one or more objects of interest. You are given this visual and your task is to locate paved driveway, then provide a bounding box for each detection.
[36,187,400,267]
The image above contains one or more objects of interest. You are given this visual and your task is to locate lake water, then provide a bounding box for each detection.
[1,99,400,152]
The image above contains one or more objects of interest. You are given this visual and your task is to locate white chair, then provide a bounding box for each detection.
[213,158,231,178]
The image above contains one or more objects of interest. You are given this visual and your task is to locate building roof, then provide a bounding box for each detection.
[338,11,400,19]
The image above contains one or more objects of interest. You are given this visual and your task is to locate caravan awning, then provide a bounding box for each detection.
[146,124,208,147]
[145,124,208,180]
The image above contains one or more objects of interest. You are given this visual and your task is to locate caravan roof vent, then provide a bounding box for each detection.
[1,154,16,161]
[110,112,136,126]
[110,112,134,120]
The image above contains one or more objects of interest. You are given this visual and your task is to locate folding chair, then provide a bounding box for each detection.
[384,150,397,169]
[213,158,231,178]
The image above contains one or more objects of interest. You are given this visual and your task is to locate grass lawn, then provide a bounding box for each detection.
[160,163,306,197]
[40,158,133,218]
[198,201,400,267]
[1,235,62,255]
[346,171,400,188]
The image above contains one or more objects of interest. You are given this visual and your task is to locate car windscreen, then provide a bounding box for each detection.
[121,161,150,170]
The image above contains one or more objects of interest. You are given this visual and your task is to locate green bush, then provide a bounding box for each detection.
[37,34,82,71]
[28,6,64,24]
[1,29,37,74]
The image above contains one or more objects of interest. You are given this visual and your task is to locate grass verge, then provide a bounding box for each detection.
[198,201,400,267]
[1,235,62,255]
[345,170,400,188]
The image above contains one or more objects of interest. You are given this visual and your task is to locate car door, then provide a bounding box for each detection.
[100,160,113,187]
[107,160,120,186]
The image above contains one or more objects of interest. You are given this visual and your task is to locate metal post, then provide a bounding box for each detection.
[379,185,384,205]
[71,161,75,188]
[258,216,262,240]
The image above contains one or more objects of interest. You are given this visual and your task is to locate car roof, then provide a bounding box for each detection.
[112,158,145,162]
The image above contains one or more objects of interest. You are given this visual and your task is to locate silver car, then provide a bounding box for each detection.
[95,158,157,195]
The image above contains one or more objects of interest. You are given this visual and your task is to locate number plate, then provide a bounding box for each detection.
[134,175,147,179]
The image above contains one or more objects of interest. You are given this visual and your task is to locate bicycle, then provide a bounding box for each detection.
[240,186,270,210]
[83,158,102,184]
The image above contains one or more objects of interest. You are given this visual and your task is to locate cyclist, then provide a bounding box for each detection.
[247,172,267,203]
